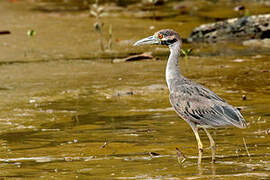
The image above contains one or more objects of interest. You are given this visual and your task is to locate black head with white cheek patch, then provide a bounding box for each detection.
[156,29,181,46]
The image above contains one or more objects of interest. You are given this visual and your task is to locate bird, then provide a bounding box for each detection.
[133,29,247,164]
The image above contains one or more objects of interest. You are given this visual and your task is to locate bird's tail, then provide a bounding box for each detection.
[228,107,247,128]
[221,105,247,128]
[235,110,247,128]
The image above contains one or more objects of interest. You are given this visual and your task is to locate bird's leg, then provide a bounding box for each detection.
[190,123,203,164]
[203,127,216,163]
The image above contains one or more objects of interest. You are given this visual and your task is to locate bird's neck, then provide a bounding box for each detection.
[166,42,182,91]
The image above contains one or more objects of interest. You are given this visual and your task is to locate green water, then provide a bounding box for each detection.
[0,1,270,179]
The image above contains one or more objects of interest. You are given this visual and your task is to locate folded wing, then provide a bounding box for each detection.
[169,83,247,128]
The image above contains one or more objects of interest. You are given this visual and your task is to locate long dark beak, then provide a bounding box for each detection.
[133,35,159,46]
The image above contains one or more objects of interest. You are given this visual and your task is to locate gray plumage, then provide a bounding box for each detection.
[134,29,247,163]
[169,76,247,128]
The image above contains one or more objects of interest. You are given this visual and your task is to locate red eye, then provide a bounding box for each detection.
[158,34,163,39]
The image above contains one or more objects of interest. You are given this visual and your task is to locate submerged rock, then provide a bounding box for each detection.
[188,14,270,42]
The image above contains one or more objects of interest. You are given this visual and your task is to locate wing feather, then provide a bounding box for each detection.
[169,83,247,128]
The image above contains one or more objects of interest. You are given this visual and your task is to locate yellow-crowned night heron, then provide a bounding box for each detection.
[134,29,247,164]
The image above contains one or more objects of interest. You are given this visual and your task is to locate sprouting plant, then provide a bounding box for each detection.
[90,0,105,51]
[25,29,36,56]
[108,24,112,50]
[90,0,114,52]
[90,0,113,51]
[27,29,36,37]
[244,9,250,16]
[181,48,192,59]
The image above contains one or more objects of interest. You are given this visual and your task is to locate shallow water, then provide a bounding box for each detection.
[0,1,270,179]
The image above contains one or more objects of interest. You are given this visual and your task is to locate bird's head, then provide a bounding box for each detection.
[133,29,181,47]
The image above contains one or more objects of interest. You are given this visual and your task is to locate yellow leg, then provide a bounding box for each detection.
[190,123,203,164]
[203,127,216,163]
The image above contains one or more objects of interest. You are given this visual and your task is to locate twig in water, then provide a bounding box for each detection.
[176,147,186,164]
[266,128,270,135]
[101,140,109,148]
[243,137,250,157]
[0,30,11,35]
[149,152,160,157]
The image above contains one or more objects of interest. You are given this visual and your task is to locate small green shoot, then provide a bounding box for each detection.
[244,9,250,16]
[181,48,192,59]
[25,29,36,57]
[27,29,36,37]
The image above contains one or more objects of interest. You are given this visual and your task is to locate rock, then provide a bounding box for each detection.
[188,14,270,42]
[234,5,245,12]
[116,90,134,96]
